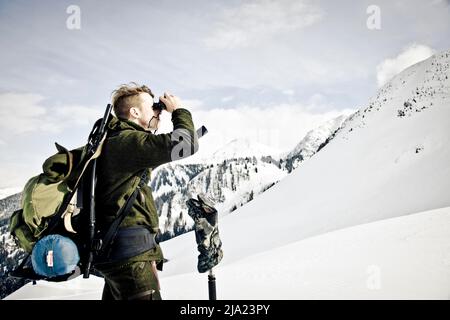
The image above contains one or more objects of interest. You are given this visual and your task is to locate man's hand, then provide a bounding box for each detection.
[159,92,181,113]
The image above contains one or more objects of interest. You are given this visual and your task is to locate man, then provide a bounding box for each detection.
[93,83,198,300]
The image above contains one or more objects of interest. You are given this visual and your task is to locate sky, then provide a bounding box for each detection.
[0,0,449,190]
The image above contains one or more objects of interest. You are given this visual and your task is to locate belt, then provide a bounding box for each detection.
[102,226,157,263]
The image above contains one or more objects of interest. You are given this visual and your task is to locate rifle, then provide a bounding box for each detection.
[83,103,113,278]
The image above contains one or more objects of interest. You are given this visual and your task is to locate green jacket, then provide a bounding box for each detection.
[95,108,197,265]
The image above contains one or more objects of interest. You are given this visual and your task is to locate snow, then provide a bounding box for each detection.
[4,275,104,300]
[173,137,284,165]
[210,138,283,162]
[3,50,450,300]
[5,206,450,300]
[160,206,450,300]
[187,158,287,218]
[0,187,21,201]
[283,114,347,160]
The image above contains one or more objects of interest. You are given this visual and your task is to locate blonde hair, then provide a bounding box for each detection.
[111,82,154,119]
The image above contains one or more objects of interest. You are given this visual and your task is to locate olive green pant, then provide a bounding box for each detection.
[97,260,162,300]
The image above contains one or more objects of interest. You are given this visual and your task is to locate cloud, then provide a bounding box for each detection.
[204,0,323,49]
[0,92,102,143]
[158,99,355,160]
[221,96,234,103]
[53,105,103,126]
[376,44,435,87]
[0,93,47,134]
[178,98,205,111]
[0,163,40,190]
[282,90,295,96]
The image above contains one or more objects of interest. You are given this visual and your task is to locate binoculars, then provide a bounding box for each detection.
[152,100,166,112]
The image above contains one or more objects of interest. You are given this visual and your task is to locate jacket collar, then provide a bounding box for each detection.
[108,116,147,132]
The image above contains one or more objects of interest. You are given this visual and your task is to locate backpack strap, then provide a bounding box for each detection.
[95,169,149,260]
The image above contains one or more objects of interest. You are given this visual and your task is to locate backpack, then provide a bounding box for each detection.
[8,104,209,282]
[8,104,125,281]
[9,143,85,253]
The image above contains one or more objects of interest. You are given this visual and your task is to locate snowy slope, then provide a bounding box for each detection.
[6,206,450,299]
[201,50,450,264]
[159,50,450,271]
[160,206,450,300]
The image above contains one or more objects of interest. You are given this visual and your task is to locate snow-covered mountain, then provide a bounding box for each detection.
[152,117,353,241]
[211,138,282,162]
[0,193,27,298]
[157,49,450,298]
[4,49,450,300]
[281,115,347,172]
[0,193,21,221]
[153,118,353,240]
[194,49,450,265]
[151,153,287,241]
[0,188,22,202]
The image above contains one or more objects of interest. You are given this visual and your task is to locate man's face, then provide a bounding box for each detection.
[136,92,161,131]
